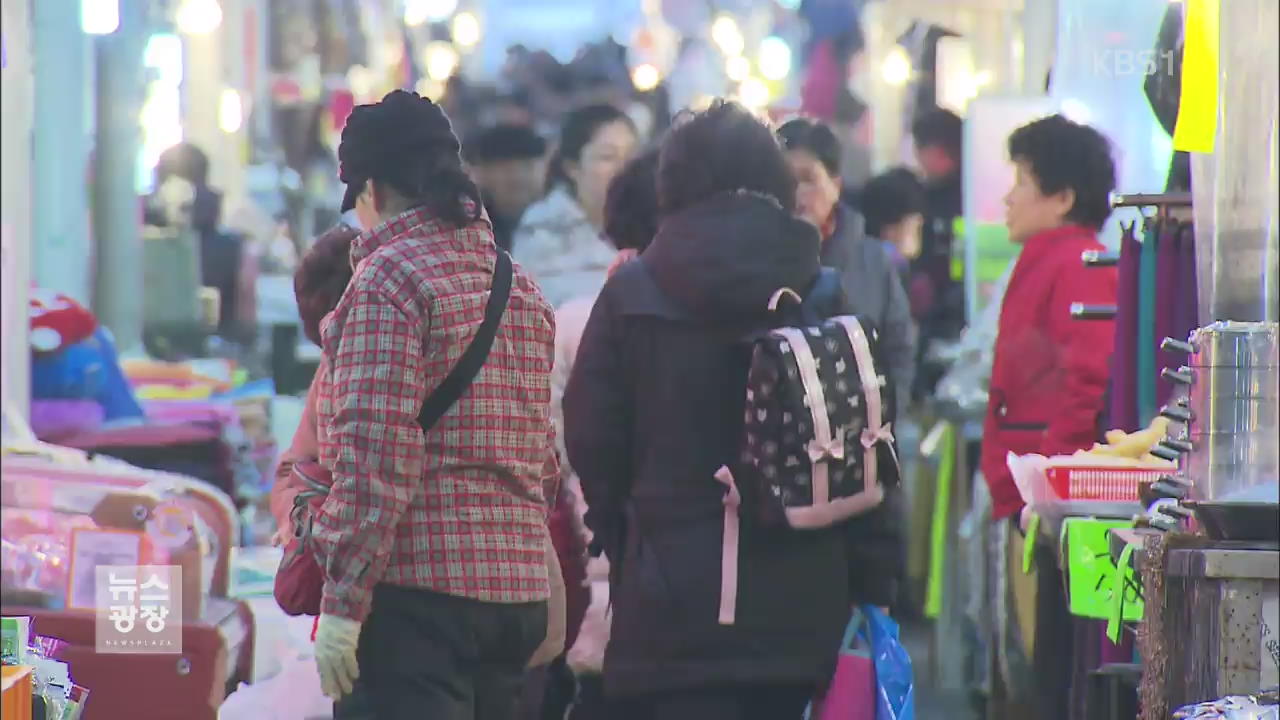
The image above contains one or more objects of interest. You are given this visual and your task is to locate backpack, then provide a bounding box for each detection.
[713,272,899,625]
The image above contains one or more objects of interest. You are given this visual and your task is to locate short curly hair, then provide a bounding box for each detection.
[1007,114,1117,230]
[294,224,357,346]
[603,149,660,252]
[658,100,796,216]
[860,167,925,238]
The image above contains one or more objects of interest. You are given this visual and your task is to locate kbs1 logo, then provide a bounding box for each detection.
[1092,49,1176,78]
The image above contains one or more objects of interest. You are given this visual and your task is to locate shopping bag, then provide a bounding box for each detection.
[806,608,877,720]
[865,605,915,720]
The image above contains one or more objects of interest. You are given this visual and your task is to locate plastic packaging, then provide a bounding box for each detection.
[1173,694,1279,719]
[865,606,915,720]
[804,606,916,720]
[0,616,31,665]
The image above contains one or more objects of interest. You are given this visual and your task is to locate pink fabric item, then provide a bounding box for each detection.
[713,465,741,626]
[141,399,239,427]
[811,649,876,719]
[29,400,104,441]
[57,421,219,449]
[270,378,323,540]
[801,40,842,121]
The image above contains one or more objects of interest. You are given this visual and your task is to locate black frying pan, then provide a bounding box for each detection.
[1182,500,1280,542]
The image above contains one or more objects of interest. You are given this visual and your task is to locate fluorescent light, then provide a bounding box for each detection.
[739,77,770,109]
[81,0,120,35]
[218,88,243,133]
[175,0,222,36]
[758,36,792,81]
[404,0,457,27]
[423,42,459,82]
[144,33,183,86]
[452,12,481,49]
[631,63,660,92]
[881,46,911,87]
[711,15,745,58]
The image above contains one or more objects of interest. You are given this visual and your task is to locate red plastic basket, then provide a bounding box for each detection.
[1044,465,1167,501]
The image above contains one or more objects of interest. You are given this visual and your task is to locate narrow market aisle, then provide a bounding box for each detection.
[901,620,981,720]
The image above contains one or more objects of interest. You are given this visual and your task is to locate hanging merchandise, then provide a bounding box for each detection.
[1136,220,1158,424]
[1106,194,1200,436]
[1171,0,1219,154]
[1109,222,1142,432]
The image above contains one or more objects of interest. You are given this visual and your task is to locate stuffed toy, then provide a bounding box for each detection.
[29,288,98,355]
[31,328,145,423]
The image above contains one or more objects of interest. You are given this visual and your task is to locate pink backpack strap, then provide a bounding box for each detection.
[714,465,741,625]
[774,328,838,506]
[834,317,898,493]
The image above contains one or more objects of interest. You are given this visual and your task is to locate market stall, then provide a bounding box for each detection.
[1008,0,1280,715]
[0,424,254,720]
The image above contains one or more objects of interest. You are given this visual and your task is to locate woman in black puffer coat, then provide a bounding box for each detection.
[563,101,903,720]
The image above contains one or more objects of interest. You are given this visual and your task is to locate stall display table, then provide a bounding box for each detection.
[1140,537,1280,716]
[1165,544,1279,698]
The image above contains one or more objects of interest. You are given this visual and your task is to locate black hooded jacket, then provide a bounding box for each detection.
[563,192,903,697]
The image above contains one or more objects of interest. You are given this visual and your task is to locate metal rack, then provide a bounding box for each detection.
[1071,192,1199,323]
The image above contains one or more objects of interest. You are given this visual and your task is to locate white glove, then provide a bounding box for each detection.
[314,613,362,700]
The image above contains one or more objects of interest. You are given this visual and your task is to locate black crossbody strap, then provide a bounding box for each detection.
[416,250,514,432]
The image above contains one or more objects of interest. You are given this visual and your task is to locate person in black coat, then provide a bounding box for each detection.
[563,101,901,720]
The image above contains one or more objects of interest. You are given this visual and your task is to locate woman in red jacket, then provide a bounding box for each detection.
[982,113,1119,522]
[981,114,1118,720]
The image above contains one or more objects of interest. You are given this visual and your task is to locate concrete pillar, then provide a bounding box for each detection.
[184,29,226,186]
[92,0,150,353]
[32,0,94,303]
[1020,0,1056,95]
[1,0,34,421]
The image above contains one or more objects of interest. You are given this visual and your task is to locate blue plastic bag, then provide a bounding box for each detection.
[865,606,915,720]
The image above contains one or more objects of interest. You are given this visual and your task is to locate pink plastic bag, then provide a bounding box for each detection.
[807,609,876,719]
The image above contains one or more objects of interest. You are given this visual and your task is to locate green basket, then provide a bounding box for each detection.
[1062,518,1144,627]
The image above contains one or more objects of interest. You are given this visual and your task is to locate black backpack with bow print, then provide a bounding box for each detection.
[710,270,900,625]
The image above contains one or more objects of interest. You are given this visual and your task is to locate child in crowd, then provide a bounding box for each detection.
[860,167,926,282]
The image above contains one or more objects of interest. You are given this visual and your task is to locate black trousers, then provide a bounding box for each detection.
[334,584,547,720]
[612,685,813,720]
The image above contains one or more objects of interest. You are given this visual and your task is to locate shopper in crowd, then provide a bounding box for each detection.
[564,101,879,720]
[313,89,559,719]
[910,108,967,399]
[981,114,1118,720]
[534,149,662,720]
[514,104,638,307]
[268,224,357,545]
[146,142,258,346]
[860,167,927,284]
[778,117,917,413]
[463,124,548,252]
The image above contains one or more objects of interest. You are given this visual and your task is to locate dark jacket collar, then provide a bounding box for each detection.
[640,191,822,321]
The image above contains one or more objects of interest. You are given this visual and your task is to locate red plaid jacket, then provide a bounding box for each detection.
[312,206,559,621]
